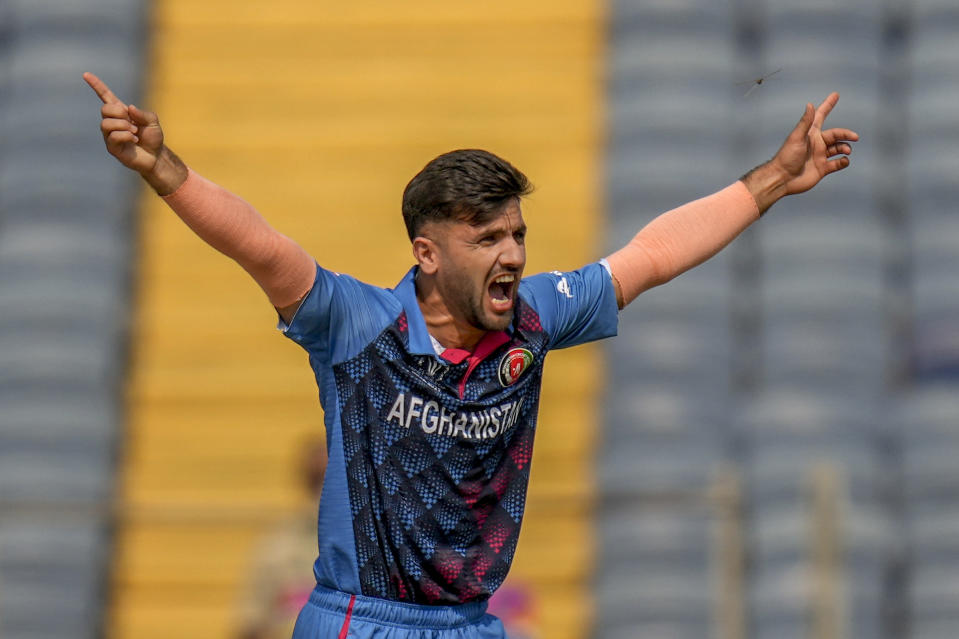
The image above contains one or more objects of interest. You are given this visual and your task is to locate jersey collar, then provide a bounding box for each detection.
[393,266,443,356]
[392,266,511,358]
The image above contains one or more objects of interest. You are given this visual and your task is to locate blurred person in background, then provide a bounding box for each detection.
[235,437,327,639]
[84,69,857,638]
[485,578,539,639]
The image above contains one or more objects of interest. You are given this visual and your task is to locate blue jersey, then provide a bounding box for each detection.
[279,262,618,606]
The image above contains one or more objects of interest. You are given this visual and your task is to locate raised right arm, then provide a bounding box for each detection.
[83,72,315,322]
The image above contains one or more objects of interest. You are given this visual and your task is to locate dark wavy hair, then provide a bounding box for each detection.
[401,149,533,241]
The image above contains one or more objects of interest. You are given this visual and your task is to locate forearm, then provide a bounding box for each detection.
[606,181,760,306]
[160,166,316,308]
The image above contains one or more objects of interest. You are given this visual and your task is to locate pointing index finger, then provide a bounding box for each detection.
[83,71,126,106]
[813,92,840,128]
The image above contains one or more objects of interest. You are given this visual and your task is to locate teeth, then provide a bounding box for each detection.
[494,274,515,284]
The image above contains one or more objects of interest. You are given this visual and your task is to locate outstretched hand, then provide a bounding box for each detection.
[742,92,859,214]
[772,92,859,195]
[83,72,164,174]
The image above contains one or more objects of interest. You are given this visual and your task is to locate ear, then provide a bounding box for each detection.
[412,236,441,275]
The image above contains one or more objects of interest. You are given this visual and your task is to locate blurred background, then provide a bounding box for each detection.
[0,0,957,638]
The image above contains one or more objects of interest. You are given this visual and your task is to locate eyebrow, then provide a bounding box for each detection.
[471,220,527,237]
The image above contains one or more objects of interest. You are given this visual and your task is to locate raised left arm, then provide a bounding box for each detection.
[607,92,858,308]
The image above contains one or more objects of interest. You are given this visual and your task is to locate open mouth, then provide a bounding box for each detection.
[488,273,516,312]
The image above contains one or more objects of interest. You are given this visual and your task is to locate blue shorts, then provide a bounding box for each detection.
[292,584,507,638]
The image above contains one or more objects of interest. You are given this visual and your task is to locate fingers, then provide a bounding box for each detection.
[813,92,840,129]
[83,71,125,106]
[101,117,137,137]
[791,102,815,140]
[824,155,851,175]
[822,127,860,144]
[106,130,139,148]
[128,104,159,127]
[99,102,160,137]
[101,102,128,120]
[826,143,853,157]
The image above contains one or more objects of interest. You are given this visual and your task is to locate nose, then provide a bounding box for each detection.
[500,237,525,271]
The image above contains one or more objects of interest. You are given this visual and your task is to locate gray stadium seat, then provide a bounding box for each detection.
[909,567,959,637]
[599,508,713,567]
[0,2,145,638]
[603,384,731,445]
[599,2,903,638]
[7,0,145,34]
[0,274,125,319]
[7,43,133,100]
[598,567,712,627]
[0,447,114,503]
[609,316,731,388]
[601,437,725,498]
[760,214,883,273]
[0,520,106,639]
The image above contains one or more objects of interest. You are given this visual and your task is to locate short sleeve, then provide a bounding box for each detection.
[277,264,399,364]
[518,261,619,350]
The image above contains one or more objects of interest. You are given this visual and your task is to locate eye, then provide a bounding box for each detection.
[478,234,497,246]
[513,230,527,244]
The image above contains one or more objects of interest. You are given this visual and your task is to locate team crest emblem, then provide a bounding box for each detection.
[498,348,533,387]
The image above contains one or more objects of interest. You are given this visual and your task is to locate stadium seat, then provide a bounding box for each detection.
[909,563,959,638]
[607,0,736,216]
[0,155,136,234]
[609,315,731,388]
[7,37,135,94]
[1,90,119,149]
[597,566,712,630]
[0,1,145,637]
[600,436,725,498]
[901,388,959,498]
[7,0,145,34]
[602,386,732,455]
[0,520,106,639]
[0,447,113,504]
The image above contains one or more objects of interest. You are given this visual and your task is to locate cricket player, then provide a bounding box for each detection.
[85,71,857,638]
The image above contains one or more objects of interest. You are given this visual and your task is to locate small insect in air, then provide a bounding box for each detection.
[737,67,782,97]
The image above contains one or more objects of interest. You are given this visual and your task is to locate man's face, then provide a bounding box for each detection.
[429,200,527,332]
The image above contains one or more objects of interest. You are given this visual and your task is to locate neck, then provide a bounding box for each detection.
[415,269,486,351]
